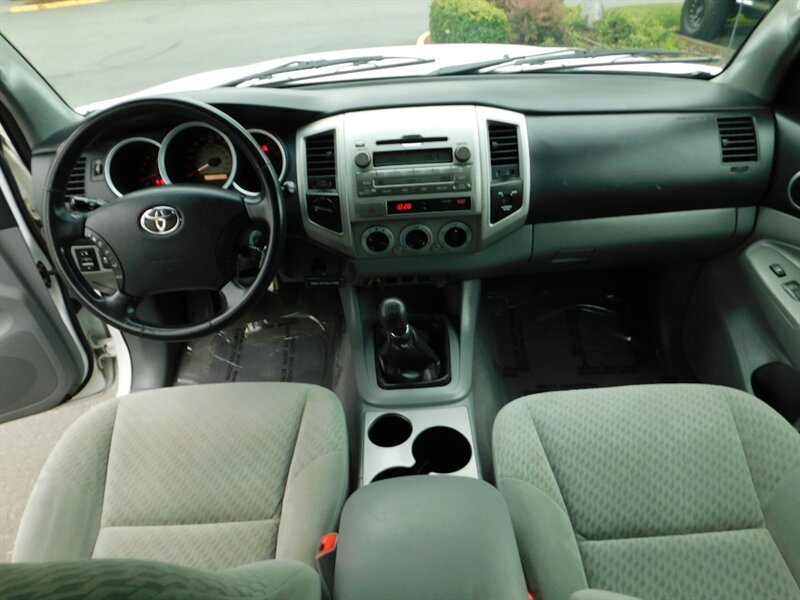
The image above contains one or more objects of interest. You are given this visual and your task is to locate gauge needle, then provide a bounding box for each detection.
[186,163,210,179]
[139,173,159,183]
[186,157,222,179]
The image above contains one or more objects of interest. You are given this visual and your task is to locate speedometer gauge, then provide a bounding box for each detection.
[159,122,236,188]
[234,129,288,196]
[105,137,162,197]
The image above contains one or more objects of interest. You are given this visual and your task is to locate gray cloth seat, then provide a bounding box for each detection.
[12,382,348,583]
[493,384,800,600]
[0,559,322,600]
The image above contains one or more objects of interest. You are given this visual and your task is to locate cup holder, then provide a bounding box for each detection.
[368,413,413,447]
[371,426,472,482]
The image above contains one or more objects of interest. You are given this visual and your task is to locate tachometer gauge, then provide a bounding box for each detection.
[105,138,163,197]
[234,129,288,196]
[159,122,236,188]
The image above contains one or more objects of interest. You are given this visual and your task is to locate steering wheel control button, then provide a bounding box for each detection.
[401,225,432,251]
[362,226,394,255]
[354,151,371,168]
[490,179,524,224]
[73,246,100,272]
[454,145,472,162]
[139,206,182,235]
[307,194,343,233]
[440,222,472,249]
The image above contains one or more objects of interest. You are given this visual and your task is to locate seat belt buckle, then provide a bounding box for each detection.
[316,533,338,599]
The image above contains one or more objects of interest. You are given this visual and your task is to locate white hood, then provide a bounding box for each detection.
[76,44,721,114]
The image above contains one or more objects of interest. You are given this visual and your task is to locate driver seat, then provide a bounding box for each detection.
[11,382,348,577]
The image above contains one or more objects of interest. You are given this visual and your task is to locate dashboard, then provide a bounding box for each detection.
[33,73,779,287]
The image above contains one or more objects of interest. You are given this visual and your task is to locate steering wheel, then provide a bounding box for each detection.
[43,98,285,340]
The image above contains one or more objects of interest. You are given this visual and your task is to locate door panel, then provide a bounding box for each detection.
[684,207,800,423]
[0,160,88,422]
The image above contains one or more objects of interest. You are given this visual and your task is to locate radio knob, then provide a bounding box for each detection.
[454,145,471,162]
[404,228,430,251]
[354,151,371,168]
[366,230,391,253]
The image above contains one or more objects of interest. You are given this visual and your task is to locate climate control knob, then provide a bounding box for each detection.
[401,225,432,251]
[440,222,472,249]
[362,226,393,254]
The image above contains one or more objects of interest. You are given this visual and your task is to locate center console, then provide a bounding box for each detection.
[303,107,527,488]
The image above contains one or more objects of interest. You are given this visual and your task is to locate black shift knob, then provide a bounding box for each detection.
[379,298,409,336]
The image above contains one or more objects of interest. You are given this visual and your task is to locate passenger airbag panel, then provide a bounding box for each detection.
[527,112,773,222]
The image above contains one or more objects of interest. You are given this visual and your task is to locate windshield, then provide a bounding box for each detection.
[0,0,775,109]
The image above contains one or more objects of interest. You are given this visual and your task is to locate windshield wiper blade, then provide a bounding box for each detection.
[434,48,587,76]
[228,55,435,87]
[436,48,719,76]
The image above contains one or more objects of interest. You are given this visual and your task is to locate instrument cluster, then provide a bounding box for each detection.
[104,123,287,198]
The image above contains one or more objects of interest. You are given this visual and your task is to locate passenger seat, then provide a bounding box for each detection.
[493,384,800,600]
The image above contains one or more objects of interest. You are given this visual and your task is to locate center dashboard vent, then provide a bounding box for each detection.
[717,116,757,163]
[305,131,336,190]
[488,121,519,179]
[66,156,87,196]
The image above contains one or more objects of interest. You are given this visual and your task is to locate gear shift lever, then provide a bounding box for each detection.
[377,298,443,385]
[379,298,410,337]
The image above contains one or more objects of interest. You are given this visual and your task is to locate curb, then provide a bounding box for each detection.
[9,0,105,13]
[416,30,432,45]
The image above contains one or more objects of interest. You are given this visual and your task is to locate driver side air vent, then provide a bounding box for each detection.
[488,121,519,180]
[717,116,757,163]
[66,156,87,196]
[306,131,336,190]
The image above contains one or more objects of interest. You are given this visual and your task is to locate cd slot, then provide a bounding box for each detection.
[375,136,449,145]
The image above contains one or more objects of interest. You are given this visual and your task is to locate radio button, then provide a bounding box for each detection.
[357,203,385,218]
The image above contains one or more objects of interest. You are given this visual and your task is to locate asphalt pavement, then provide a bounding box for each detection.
[0,0,432,107]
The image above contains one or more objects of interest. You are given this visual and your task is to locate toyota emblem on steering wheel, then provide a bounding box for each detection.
[140,206,182,235]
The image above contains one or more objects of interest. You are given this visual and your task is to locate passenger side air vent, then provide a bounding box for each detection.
[717,116,757,163]
[305,131,337,190]
[66,156,87,196]
[487,121,524,224]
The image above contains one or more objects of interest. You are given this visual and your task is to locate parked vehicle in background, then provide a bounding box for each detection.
[681,0,776,40]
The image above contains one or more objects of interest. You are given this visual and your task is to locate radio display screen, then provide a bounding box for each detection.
[373,148,453,167]
[387,197,470,214]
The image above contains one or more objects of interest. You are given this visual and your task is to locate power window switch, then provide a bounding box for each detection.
[782,280,800,301]
[770,263,786,277]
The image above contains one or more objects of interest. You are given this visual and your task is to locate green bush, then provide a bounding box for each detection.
[430,0,511,44]
[502,0,566,46]
[593,11,679,49]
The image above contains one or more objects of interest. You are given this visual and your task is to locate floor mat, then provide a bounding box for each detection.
[175,290,340,387]
[486,278,666,398]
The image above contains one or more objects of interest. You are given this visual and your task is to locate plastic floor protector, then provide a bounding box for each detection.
[175,296,332,386]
